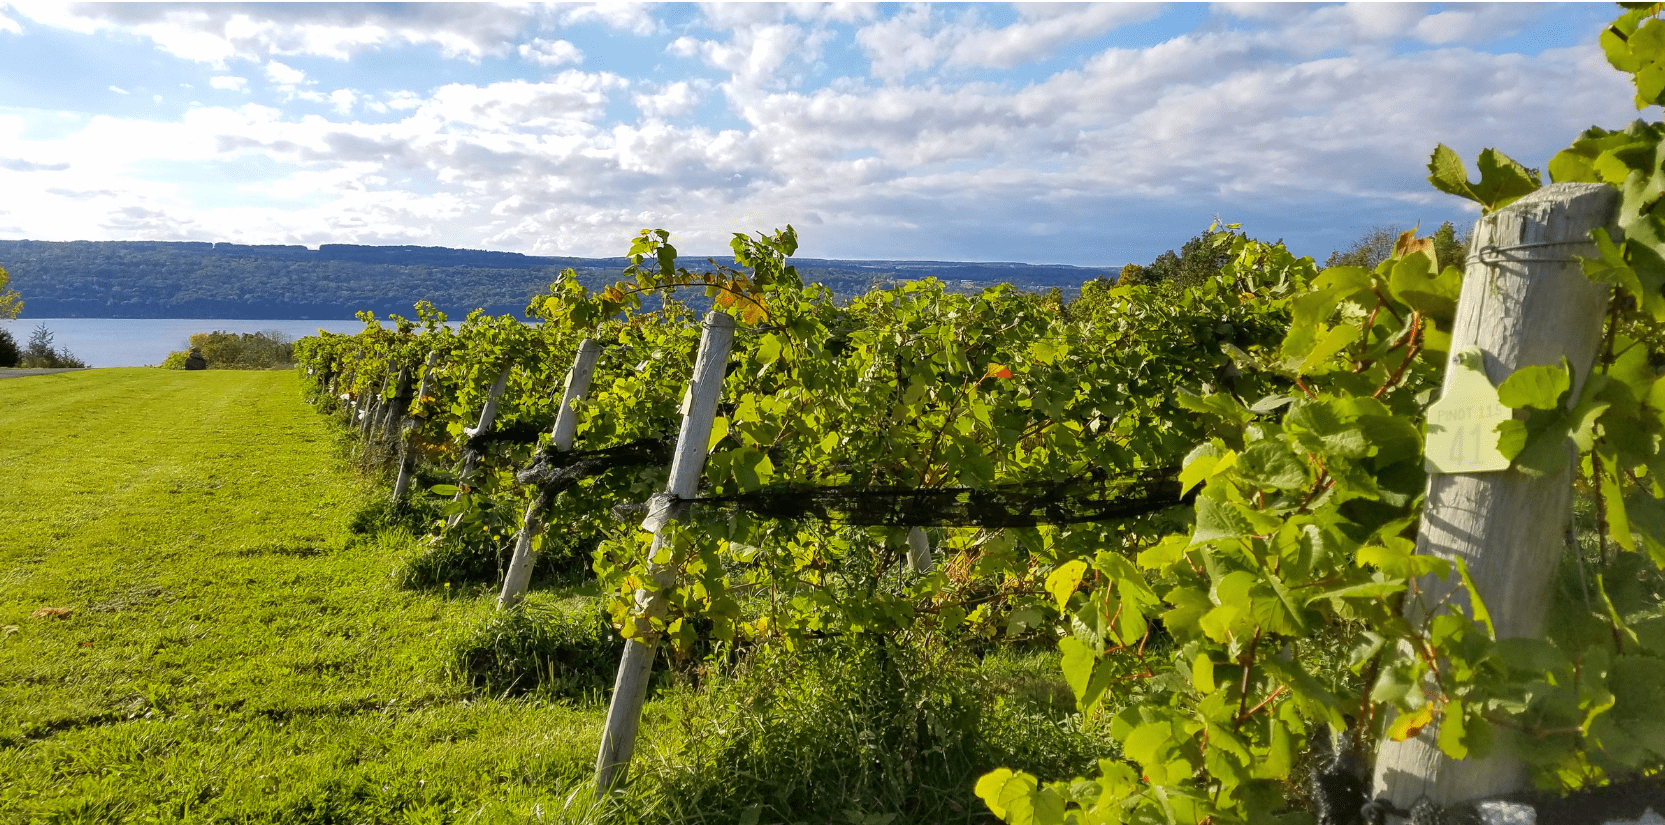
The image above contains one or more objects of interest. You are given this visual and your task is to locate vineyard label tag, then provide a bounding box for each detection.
[1423,347,1512,475]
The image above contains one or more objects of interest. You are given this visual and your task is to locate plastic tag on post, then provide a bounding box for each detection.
[1424,347,1512,475]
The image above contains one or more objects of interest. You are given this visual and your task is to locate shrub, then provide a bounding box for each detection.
[161,330,294,369]
[18,323,86,369]
[0,327,18,367]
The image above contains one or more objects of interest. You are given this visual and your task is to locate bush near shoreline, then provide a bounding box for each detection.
[161,329,294,370]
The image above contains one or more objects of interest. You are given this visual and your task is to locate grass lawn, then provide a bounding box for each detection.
[0,369,604,824]
[0,368,1097,825]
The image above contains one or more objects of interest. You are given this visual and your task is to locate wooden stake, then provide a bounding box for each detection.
[499,338,601,610]
[595,311,735,796]
[392,350,440,503]
[360,373,392,446]
[379,365,413,446]
[460,365,512,482]
[1371,183,1618,812]
[447,364,512,527]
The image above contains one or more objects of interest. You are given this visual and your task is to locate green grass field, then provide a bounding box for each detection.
[0,369,1097,825]
[0,369,609,823]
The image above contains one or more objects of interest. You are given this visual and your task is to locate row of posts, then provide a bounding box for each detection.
[319,314,752,796]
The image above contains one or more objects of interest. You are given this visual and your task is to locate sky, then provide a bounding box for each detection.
[0,2,1644,268]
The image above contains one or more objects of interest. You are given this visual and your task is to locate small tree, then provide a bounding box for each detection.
[1140,229,1238,289]
[1327,221,1470,271]
[0,264,20,320]
[25,324,54,363]
[20,323,86,369]
[0,328,18,367]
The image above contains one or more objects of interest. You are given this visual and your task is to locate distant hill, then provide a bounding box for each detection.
[0,239,1112,319]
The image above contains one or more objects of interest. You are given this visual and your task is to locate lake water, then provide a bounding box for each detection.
[0,318,380,368]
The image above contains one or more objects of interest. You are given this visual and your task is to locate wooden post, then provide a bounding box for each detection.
[460,365,511,481]
[595,311,735,796]
[392,350,440,503]
[499,338,602,610]
[1370,183,1618,811]
[360,373,392,446]
[379,365,413,445]
[446,364,512,526]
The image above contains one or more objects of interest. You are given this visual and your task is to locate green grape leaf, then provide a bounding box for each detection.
[1427,144,1541,214]
[1236,440,1309,491]
[1497,360,1572,410]
[1192,652,1216,693]
[1059,636,1096,705]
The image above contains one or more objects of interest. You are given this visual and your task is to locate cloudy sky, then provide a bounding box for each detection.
[0,2,1642,267]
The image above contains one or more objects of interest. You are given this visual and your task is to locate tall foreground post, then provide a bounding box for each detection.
[1371,183,1619,810]
[595,311,735,796]
[498,338,601,610]
[392,350,440,503]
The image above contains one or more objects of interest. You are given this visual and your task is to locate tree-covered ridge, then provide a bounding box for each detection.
[0,239,1115,319]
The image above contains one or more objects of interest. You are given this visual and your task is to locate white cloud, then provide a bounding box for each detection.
[954,4,1165,69]
[853,5,945,80]
[1413,4,1548,45]
[555,3,658,37]
[634,81,704,118]
[0,8,20,34]
[107,85,129,95]
[856,3,1162,80]
[673,23,823,90]
[519,37,583,67]
[209,75,248,92]
[265,60,306,87]
[8,3,539,64]
[328,89,356,115]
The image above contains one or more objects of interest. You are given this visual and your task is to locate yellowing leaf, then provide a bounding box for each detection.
[1389,703,1435,741]
[1045,560,1089,610]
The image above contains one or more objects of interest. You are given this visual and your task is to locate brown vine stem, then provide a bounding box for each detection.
[1372,311,1423,399]
[1594,450,1613,569]
[1355,646,1385,744]
[1235,685,1288,725]
[1295,467,1334,514]
[1234,629,1263,732]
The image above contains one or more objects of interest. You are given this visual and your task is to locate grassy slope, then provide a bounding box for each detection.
[0,369,1094,825]
[0,370,601,824]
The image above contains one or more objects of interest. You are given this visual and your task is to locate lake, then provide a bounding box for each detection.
[0,318,381,368]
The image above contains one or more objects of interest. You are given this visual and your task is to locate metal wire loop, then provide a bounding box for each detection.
[1470,240,1591,266]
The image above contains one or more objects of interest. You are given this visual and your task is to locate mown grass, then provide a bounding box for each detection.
[0,369,602,823]
[0,369,1102,824]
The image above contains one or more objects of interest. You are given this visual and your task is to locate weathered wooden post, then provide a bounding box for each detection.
[1371,183,1619,812]
[360,373,392,447]
[392,351,440,503]
[499,338,602,610]
[595,311,734,796]
[446,364,512,527]
[379,364,413,445]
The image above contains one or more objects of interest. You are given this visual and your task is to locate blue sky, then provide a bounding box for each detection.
[0,2,1642,267]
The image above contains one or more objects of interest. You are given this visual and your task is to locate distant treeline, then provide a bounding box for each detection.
[0,239,1112,320]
